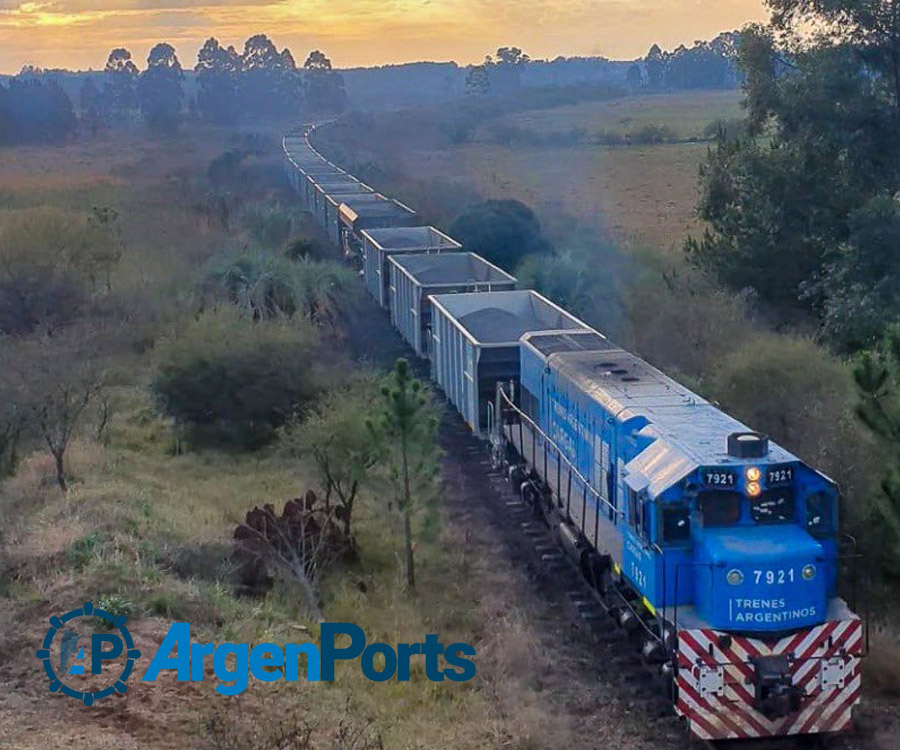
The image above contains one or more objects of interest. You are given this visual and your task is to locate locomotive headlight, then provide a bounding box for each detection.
[726,569,744,586]
[802,564,817,581]
[746,466,761,482]
[746,481,761,497]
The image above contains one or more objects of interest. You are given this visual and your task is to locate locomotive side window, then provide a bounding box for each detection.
[751,488,796,524]
[641,500,652,541]
[805,491,834,534]
[698,491,742,526]
[663,505,691,542]
[627,488,640,530]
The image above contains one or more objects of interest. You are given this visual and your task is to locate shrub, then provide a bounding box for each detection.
[68,532,103,568]
[281,374,383,542]
[449,199,551,271]
[0,207,121,336]
[199,250,358,327]
[702,117,748,142]
[239,204,294,249]
[97,592,134,623]
[151,309,324,449]
[199,249,302,320]
[208,148,246,186]
[516,248,626,341]
[628,123,678,144]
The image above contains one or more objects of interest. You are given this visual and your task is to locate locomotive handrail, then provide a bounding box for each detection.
[497,386,623,518]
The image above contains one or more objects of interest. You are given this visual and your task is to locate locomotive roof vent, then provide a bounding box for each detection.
[727,431,769,459]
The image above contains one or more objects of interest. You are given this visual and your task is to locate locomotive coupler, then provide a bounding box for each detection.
[751,654,802,719]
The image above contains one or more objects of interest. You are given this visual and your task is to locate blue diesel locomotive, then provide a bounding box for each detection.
[496,329,862,739]
[282,126,866,742]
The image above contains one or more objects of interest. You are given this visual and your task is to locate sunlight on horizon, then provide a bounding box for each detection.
[0,0,768,73]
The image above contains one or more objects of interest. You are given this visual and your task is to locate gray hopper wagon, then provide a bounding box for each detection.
[301,167,346,209]
[429,290,592,436]
[339,197,418,254]
[360,226,462,308]
[322,186,375,242]
[312,179,371,230]
[389,252,516,357]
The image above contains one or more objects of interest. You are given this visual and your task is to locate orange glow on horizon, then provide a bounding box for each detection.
[0,0,768,73]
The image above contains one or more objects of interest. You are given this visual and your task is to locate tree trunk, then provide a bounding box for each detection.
[404,504,415,589]
[401,435,415,589]
[54,450,67,492]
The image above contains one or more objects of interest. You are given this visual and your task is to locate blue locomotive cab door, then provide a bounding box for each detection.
[621,475,657,602]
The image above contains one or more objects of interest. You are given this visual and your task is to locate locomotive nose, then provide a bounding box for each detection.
[694,525,826,632]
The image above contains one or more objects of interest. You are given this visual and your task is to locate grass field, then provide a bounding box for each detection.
[402,140,710,252]
[382,91,744,254]
[496,89,743,140]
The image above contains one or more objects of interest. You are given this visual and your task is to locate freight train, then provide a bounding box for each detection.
[282,126,866,742]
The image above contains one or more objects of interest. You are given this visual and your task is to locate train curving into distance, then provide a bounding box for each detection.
[283,125,866,742]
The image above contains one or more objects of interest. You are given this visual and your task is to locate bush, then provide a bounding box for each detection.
[199,250,359,327]
[628,123,678,145]
[208,148,246,186]
[702,117,748,142]
[0,207,121,336]
[449,199,551,271]
[516,247,626,341]
[151,309,324,449]
[239,204,295,249]
[96,593,134,627]
[626,263,752,378]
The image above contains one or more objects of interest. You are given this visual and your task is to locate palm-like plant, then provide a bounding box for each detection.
[200,249,357,327]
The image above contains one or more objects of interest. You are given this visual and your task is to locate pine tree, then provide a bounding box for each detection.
[368,359,440,589]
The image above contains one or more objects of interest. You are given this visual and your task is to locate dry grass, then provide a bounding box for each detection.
[389,92,744,257]
[0,396,593,749]
[496,90,743,140]
[398,138,709,256]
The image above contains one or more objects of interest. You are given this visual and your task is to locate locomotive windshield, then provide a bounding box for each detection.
[751,488,796,524]
[698,491,741,526]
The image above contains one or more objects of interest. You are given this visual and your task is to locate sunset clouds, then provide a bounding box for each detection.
[0,0,768,72]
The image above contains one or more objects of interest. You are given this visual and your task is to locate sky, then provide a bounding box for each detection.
[0,0,769,74]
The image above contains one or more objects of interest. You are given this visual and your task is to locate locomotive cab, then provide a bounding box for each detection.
[687,435,838,635]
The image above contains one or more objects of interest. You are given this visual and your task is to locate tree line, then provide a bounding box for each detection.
[465,36,742,97]
[634,33,742,91]
[0,34,347,145]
